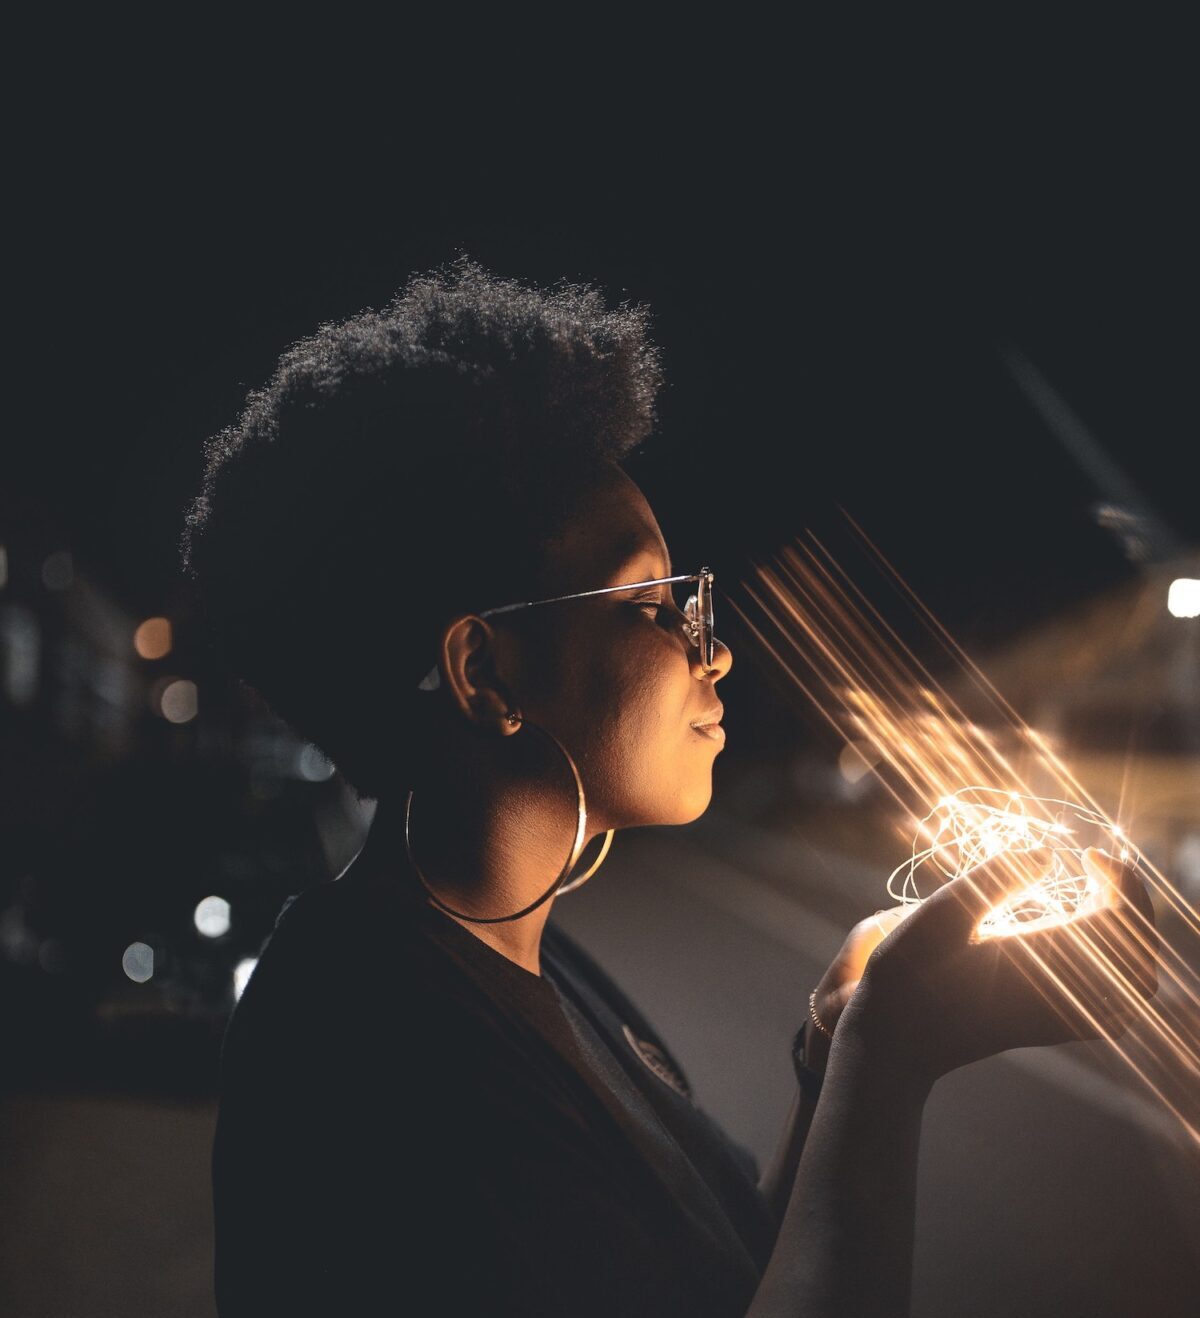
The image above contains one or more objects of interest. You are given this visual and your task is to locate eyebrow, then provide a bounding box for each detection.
[608,536,673,584]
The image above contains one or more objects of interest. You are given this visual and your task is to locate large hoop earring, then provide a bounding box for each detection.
[403,715,615,924]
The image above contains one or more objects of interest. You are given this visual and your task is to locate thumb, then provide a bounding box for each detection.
[1081,846,1124,899]
[843,905,913,979]
[936,854,1051,935]
[1081,845,1158,965]
[1081,846,1154,920]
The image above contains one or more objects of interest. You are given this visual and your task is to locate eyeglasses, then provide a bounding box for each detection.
[416,566,717,691]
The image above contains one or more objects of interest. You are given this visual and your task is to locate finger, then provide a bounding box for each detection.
[1080,849,1159,986]
[844,906,913,978]
[1083,847,1156,929]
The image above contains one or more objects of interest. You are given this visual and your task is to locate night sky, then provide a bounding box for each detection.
[11,100,1195,664]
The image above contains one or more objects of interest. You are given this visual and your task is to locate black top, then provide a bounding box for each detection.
[212,845,778,1316]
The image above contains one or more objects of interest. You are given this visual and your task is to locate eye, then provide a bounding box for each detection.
[630,595,671,620]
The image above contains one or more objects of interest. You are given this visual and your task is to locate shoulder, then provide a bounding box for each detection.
[219,871,436,1089]
[220,871,547,1095]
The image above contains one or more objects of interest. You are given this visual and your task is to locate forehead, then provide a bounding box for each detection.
[540,468,671,592]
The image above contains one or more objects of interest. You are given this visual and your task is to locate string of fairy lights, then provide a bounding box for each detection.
[729,523,1200,1147]
[887,788,1130,940]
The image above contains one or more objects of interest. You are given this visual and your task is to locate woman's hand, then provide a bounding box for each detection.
[808,906,913,1065]
[834,847,1159,1087]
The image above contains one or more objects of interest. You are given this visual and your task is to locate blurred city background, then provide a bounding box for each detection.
[3,89,1198,1317]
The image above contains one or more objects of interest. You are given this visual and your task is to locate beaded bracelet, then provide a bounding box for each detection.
[808,988,834,1039]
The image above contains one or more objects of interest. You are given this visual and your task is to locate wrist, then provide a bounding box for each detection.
[791,1021,827,1100]
[833,989,937,1104]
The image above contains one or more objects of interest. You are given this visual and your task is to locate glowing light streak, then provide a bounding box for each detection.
[733,526,1200,1146]
[837,513,1200,940]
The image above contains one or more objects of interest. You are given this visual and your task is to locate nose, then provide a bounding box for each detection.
[692,634,732,682]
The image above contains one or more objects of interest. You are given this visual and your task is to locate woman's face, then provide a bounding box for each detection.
[509,465,733,833]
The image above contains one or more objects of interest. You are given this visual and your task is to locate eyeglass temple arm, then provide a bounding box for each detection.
[420,569,712,690]
[479,572,705,618]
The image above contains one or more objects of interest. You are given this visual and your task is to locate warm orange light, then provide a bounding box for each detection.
[888,789,1124,940]
[731,530,1200,1147]
[134,616,173,660]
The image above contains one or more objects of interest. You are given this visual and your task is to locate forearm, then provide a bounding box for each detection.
[758,1022,830,1221]
[747,1023,932,1318]
[758,1085,818,1223]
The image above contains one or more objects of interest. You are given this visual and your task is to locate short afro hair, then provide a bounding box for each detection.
[180,258,663,801]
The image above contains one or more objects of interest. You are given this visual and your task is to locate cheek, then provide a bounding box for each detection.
[578,642,694,790]
[526,619,704,820]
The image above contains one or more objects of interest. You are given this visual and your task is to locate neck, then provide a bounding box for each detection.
[359,787,589,977]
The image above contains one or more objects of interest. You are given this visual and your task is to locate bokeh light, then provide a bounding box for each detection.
[837,739,879,784]
[233,957,258,1000]
[134,616,173,659]
[193,895,231,938]
[159,679,198,724]
[121,941,154,983]
[1167,578,1200,618]
[296,744,336,782]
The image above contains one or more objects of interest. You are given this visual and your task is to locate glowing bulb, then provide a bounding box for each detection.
[193,895,231,938]
[1167,578,1200,618]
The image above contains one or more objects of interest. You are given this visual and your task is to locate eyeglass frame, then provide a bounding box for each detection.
[416,566,717,691]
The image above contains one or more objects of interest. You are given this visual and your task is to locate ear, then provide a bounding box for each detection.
[438,614,521,734]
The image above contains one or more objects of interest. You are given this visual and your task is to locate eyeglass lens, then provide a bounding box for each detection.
[680,573,715,670]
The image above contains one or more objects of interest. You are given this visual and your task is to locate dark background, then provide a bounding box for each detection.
[15,127,1196,637]
[3,54,1197,1317]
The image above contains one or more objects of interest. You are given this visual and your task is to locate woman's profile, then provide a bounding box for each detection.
[181,259,1157,1317]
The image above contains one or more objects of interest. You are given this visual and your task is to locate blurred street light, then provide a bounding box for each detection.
[121,941,154,983]
[1167,578,1200,619]
[193,895,231,938]
[159,678,198,723]
[133,616,173,660]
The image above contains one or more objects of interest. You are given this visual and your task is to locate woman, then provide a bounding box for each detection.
[183,260,1156,1317]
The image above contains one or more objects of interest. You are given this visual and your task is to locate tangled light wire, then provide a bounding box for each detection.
[887,788,1135,939]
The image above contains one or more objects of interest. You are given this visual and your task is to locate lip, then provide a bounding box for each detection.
[689,706,726,744]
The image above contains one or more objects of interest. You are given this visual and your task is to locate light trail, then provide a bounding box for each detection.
[730,530,1200,1146]
[838,511,1200,940]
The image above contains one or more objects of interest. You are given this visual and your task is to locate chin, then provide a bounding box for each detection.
[664,777,714,826]
[610,766,715,829]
